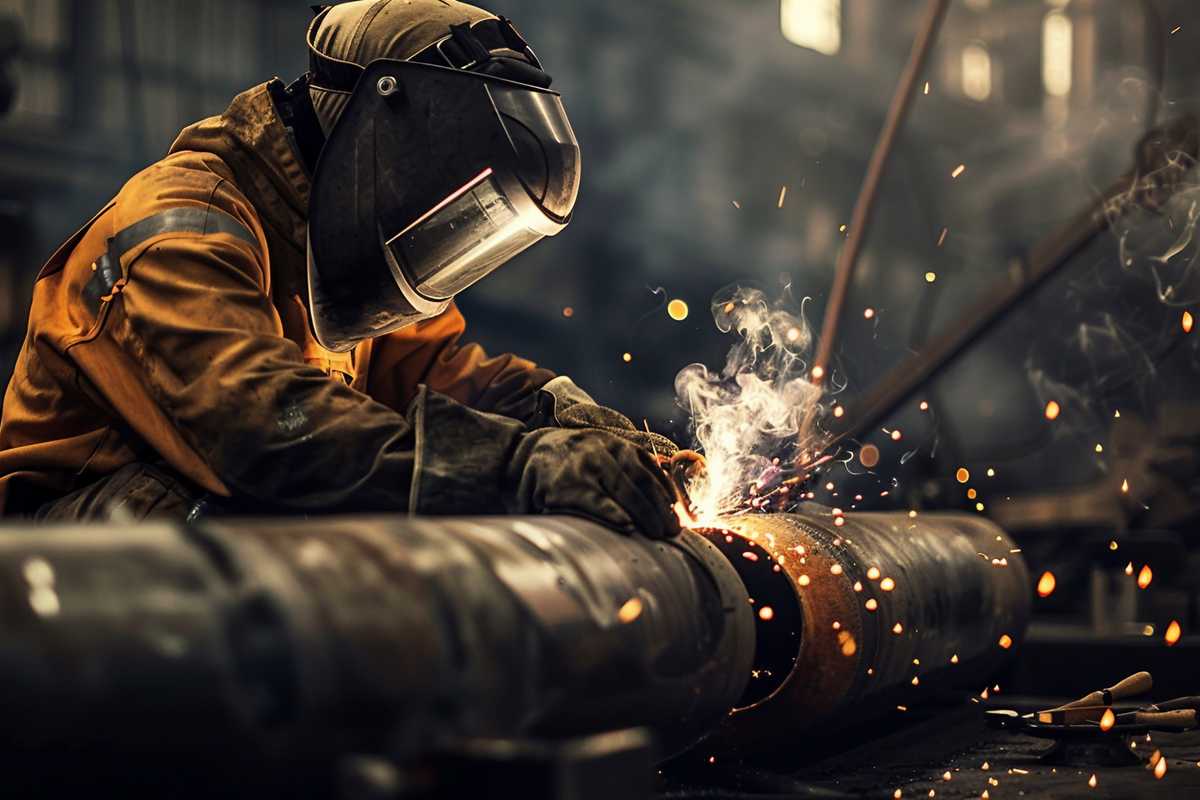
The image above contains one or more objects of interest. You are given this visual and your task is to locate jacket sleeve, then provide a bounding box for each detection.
[366,303,558,422]
[102,181,524,512]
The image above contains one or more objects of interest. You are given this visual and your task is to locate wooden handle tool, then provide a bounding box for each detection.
[1119,709,1198,730]
[1055,671,1153,711]
[1036,705,1110,725]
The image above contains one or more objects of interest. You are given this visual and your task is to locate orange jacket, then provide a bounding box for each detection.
[0,81,554,514]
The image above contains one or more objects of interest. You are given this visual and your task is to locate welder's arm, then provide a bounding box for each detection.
[107,229,676,535]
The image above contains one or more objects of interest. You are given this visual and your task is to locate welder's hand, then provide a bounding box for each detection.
[553,402,680,463]
[509,427,682,539]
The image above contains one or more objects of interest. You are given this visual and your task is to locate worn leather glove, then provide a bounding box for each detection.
[410,388,681,538]
[508,426,681,539]
[529,376,680,461]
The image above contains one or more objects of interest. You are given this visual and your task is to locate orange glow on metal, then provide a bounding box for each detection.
[1044,400,1061,420]
[1165,620,1182,646]
[1137,564,1153,589]
[1037,571,1056,598]
[617,597,643,624]
[998,634,1013,649]
[388,167,494,244]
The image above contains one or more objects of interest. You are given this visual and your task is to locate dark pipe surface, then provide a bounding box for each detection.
[0,515,753,795]
[702,510,1031,750]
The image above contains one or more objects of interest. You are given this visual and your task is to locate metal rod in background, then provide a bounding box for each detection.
[810,0,952,383]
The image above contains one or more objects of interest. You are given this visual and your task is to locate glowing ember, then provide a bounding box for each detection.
[880,577,896,592]
[911,676,920,686]
[867,567,881,580]
[975,502,985,512]
[920,400,930,411]
[622,352,632,363]
[758,605,775,621]
[853,581,863,591]
[866,598,878,611]
[892,622,904,634]
[1154,754,1167,779]
[890,429,903,441]
[617,597,643,624]
[1088,773,1097,788]
[967,488,977,500]
[1125,561,1134,576]
[777,185,788,208]
[893,790,902,799]
[950,653,959,664]
[860,444,881,468]
[1037,571,1057,597]
[838,629,857,656]
[1184,310,1194,334]
[1099,708,1116,732]
[798,574,811,586]
[1109,540,1118,550]
[810,365,825,380]
[741,551,759,562]
[943,772,952,781]
[1044,400,1061,420]
[562,306,574,317]
[1121,478,1130,493]
[998,634,1013,649]
[925,271,937,283]
[667,299,689,321]
[951,164,966,178]
[956,467,970,483]
[830,564,844,575]
[986,467,995,477]
[833,405,845,418]
[981,762,989,771]
[864,307,876,319]
[1165,620,1182,646]
[1137,564,1153,589]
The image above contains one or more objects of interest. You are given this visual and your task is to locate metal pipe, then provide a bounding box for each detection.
[698,510,1031,749]
[0,515,753,794]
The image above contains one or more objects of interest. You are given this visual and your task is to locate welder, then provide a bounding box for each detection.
[0,0,680,538]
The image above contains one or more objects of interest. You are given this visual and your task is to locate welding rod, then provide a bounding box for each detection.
[810,0,952,383]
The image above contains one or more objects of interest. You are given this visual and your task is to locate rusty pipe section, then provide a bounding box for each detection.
[0,515,752,795]
[698,510,1031,749]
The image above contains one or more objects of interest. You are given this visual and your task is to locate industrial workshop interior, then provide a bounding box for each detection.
[1,0,1199,797]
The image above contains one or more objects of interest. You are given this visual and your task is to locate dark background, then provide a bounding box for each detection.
[1,0,1198,519]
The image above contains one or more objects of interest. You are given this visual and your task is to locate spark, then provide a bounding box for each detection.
[1100,708,1116,731]
[951,164,966,179]
[667,299,689,321]
[1109,540,1118,550]
[880,577,896,592]
[920,400,930,411]
[867,566,881,580]
[937,227,948,247]
[798,574,811,586]
[1137,564,1153,589]
[786,326,801,342]
[894,790,902,799]
[924,81,930,94]
[892,622,904,634]
[838,630,857,656]
[981,762,989,771]
[956,467,970,483]
[986,467,995,477]
[976,502,985,512]
[833,405,845,418]
[866,598,878,611]
[912,676,920,686]
[950,653,959,664]
[811,365,825,380]
[617,597,643,623]
[758,605,775,621]
[830,564,844,575]
[731,200,741,209]
[1037,571,1056,597]
[1154,754,1167,779]
[1096,443,1104,453]
[839,223,848,233]
[925,271,937,283]
[943,772,952,782]
[1088,773,1097,788]
[1125,561,1134,576]
[1184,310,1194,333]
[741,551,759,562]
[864,307,876,319]
[967,488,977,499]
[622,352,632,363]
[777,185,788,208]
[1044,400,1061,420]
[561,306,574,317]
[998,634,1013,649]
[1165,619,1182,646]
[890,429,903,441]
[1171,25,1182,35]
[853,581,863,591]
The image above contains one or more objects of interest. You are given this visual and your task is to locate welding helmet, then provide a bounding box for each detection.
[305,8,581,351]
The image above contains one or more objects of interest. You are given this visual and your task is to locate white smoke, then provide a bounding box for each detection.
[674,285,831,520]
